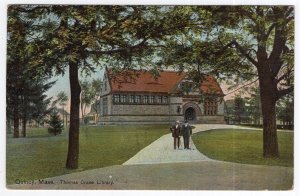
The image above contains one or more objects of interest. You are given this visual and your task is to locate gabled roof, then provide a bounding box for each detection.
[199,75,224,95]
[106,69,224,96]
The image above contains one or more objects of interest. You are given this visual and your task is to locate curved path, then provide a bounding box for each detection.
[123,124,253,165]
[7,124,293,190]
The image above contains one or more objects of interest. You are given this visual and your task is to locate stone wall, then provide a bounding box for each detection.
[111,104,170,115]
[100,115,184,124]
[217,100,225,115]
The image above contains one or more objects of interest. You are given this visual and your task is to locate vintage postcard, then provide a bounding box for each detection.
[4,1,295,193]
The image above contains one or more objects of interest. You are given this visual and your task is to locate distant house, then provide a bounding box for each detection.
[98,68,225,124]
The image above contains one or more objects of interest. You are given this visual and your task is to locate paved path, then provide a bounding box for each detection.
[123,124,254,165]
[7,124,293,190]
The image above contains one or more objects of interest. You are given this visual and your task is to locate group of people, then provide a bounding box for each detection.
[170,120,192,150]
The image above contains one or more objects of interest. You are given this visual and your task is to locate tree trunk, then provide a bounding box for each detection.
[13,102,19,138]
[66,62,81,169]
[258,68,279,157]
[6,118,12,134]
[22,117,27,137]
[80,98,84,124]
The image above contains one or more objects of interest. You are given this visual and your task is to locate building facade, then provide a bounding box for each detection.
[99,68,225,124]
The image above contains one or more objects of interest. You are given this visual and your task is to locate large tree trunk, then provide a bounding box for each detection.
[66,62,81,169]
[13,102,19,138]
[258,68,279,157]
[22,117,27,137]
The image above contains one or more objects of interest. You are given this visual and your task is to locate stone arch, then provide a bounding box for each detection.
[183,102,201,116]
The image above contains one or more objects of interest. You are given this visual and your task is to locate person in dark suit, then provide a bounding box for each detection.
[182,120,192,149]
[170,120,181,149]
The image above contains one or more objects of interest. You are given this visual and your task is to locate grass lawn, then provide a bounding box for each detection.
[192,129,293,167]
[6,125,169,185]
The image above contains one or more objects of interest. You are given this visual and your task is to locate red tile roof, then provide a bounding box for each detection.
[107,69,224,95]
[199,75,224,95]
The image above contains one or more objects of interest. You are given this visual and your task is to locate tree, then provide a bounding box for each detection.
[13,5,193,169]
[7,6,55,138]
[20,80,54,137]
[245,87,262,125]
[53,91,69,127]
[80,79,102,123]
[210,6,294,157]
[7,6,28,138]
[163,6,294,157]
[79,80,93,123]
[90,79,102,123]
[48,110,64,136]
[233,96,248,124]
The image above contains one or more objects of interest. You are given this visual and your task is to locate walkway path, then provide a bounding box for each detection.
[7,124,293,190]
[123,124,254,165]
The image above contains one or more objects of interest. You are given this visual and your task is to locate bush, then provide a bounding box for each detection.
[48,110,63,136]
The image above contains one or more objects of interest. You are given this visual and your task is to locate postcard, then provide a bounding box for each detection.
[5,2,294,192]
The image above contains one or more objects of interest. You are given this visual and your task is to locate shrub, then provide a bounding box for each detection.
[48,110,63,136]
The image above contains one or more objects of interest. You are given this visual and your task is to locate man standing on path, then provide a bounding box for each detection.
[182,120,192,149]
[170,120,181,149]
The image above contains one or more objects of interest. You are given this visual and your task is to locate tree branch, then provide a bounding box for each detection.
[276,86,294,100]
[231,40,258,67]
[266,23,276,38]
[225,78,259,96]
[89,38,148,55]
[276,69,294,84]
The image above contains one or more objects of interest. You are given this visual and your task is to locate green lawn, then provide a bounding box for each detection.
[192,129,293,167]
[6,125,169,185]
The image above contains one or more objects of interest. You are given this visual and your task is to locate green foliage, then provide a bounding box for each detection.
[80,79,102,121]
[48,110,64,136]
[192,129,293,167]
[53,91,68,107]
[225,95,250,124]
[245,87,262,125]
[7,5,56,135]
[276,94,294,125]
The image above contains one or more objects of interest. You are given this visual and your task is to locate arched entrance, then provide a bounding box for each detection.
[183,102,201,122]
[185,107,196,121]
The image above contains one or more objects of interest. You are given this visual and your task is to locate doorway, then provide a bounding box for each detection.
[185,107,196,121]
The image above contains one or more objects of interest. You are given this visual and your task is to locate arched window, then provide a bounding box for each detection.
[204,98,218,115]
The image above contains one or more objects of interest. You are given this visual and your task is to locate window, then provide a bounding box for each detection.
[135,95,141,103]
[162,96,168,104]
[143,95,149,104]
[129,95,135,103]
[149,96,155,104]
[204,98,218,115]
[120,95,127,103]
[157,96,162,104]
[113,94,120,103]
